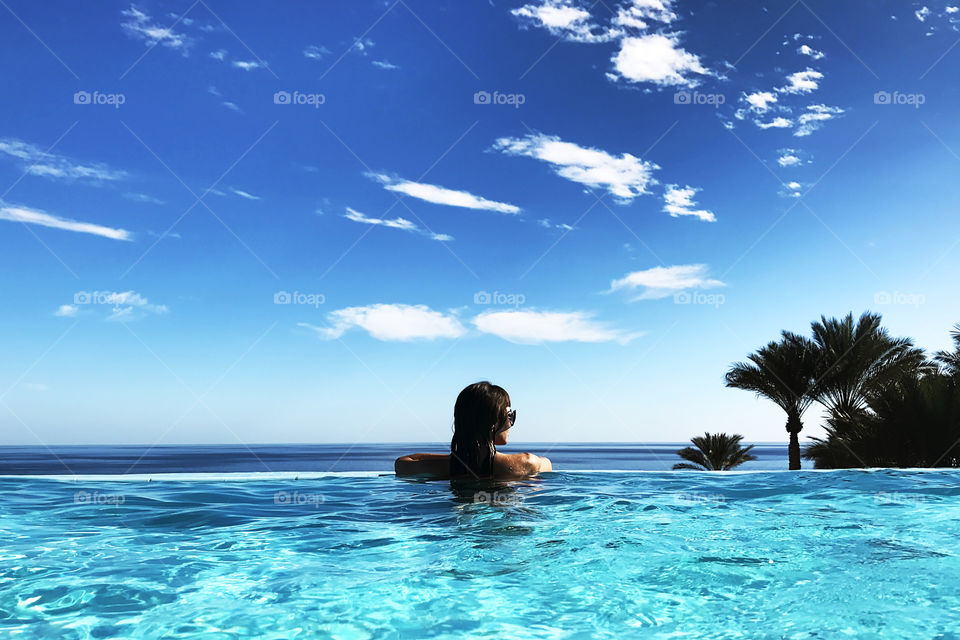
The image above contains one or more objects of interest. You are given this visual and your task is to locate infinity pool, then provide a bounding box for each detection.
[1,470,958,639]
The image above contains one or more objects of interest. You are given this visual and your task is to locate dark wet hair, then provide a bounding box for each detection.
[449,381,511,479]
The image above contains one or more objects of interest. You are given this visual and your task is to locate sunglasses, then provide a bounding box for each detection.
[505,407,517,427]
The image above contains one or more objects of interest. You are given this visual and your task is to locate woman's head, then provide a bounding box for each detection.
[449,381,514,478]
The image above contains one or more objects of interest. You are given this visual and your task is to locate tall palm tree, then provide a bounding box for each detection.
[673,432,757,471]
[725,331,819,470]
[810,312,926,419]
[934,323,960,377]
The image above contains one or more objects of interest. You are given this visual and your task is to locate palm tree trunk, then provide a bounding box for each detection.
[786,411,803,470]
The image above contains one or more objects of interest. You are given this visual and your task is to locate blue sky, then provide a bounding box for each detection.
[1,0,959,445]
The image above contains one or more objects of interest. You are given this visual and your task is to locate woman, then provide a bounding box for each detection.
[394,381,552,480]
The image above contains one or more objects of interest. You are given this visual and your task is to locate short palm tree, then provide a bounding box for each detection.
[810,312,926,418]
[934,323,960,377]
[673,432,757,471]
[725,331,819,470]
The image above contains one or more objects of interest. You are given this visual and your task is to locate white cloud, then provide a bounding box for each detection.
[915,6,931,21]
[947,6,959,14]
[343,207,452,241]
[222,101,241,112]
[0,139,126,183]
[121,5,191,52]
[344,207,417,232]
[0,202,132,241]
[232,60,262,71]
[613,0,677,29]
[123,192,165,204]
[756,117,793,129]
[662,185,716,222]
[779,68,823,94]
[474,309,637,344]
[301,304,465,341]
[511,0,618,42]
[744,91,777,112]
[231,188,260,200]
[794,104,843,136]
[57,291,167,321]
[538,218,575,231]
[609,33,710,87]
[369,174,520,214]
[209,49,226,61]
[608,264,725,300]
[303,44,331,60]
[493,133,658,202]
[371,59,399,70]
[352,38,375,55]
[797,44,824,59]
[777,151,801,167]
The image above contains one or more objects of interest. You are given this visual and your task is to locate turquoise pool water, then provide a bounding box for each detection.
[1,470,958,639]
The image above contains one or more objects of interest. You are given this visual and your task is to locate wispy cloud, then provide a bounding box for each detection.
[608,264,725,300]
[59,290,168,321]
[493,133,658,202]
[369,174,520,214]
[0,139,126,184]
[121,5,191,52]
[511,0,618,43]
[0,202,132,241]
[371,59,399,70]
[123,192,165,205]
[794,104,843,137]
[230,188,260,200]
[797,44,824,60]
[232,60,263,71]
[778,68,823,94]
[343,207,452,241]
[222,101,242,113]
[662,185,716,222]
[209,49,227,61]
[777,149,803,167]
[300,304,465,341]
[474,309,639,344]
[303,44,332,60]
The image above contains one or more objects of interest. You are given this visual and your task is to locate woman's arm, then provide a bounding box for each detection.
[394,453,450,478]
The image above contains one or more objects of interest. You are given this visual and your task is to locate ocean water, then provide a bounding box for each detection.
[1,469,958,639]
[0,443,789,475]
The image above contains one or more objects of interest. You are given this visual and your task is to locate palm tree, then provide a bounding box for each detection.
[725,331,819,470]
[934,323,960,377]
[810,312,926,419]
[673,432,757,470]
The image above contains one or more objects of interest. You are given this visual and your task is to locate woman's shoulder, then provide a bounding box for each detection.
[492,451,551,476]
